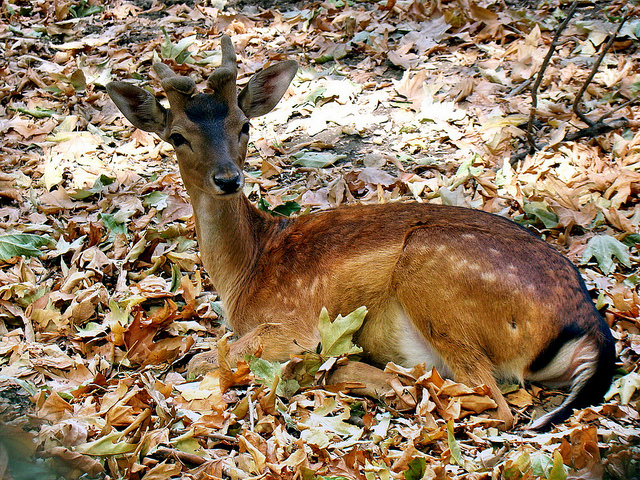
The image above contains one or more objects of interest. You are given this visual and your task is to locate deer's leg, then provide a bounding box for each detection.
[445,355,514,430]
[187,322,319,379]
[325,361,395,398]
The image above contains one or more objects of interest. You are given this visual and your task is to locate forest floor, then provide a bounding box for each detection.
[0,0,639,478]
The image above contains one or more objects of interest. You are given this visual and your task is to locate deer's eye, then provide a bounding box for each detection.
[240,122,250,136]
[169,133,189,148]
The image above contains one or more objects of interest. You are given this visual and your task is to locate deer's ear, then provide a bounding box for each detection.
[238,60,298,118]
[107,82,167,136]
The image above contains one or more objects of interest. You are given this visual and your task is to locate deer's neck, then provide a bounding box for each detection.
[188,190,277,306]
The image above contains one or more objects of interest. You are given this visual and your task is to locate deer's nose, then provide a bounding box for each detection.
[213,173,242,194]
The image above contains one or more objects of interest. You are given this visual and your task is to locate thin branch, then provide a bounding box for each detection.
[563,118,629,142]
[507,76,534,97]
[572,12,630,126]
[598,95,638,123]
[511,117,629,164]
[514,8,633,164]
[153,447,208,465]
[207,432,238,443]
[526,0,579,152]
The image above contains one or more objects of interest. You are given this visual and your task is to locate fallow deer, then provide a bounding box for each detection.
[107,35,616,431]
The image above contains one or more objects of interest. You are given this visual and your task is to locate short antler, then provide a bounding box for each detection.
[152,63,196,103]
[207,35,238,97]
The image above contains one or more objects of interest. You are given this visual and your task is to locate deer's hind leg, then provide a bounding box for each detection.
[446,355,514,429]
[391,227,516,429]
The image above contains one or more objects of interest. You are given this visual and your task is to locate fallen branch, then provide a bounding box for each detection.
[563,118,629,142]
[572,12,630,126]
[525,0,579,152]
[514,7,633,164]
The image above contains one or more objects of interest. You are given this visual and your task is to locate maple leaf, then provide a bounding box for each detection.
[318,306,366,357]
[581,234,631,274]
[249,356,300,399]
[605,372,640,404]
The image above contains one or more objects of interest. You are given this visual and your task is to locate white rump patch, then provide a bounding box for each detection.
[527,335,599,430]
[397,309,453,377]
[525,336,597,387]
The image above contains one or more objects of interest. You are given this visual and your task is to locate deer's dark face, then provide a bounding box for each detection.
[165,94,249,197]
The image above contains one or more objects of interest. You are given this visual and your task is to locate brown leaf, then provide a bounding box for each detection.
[558,426,604,478]
[37,391,73,421]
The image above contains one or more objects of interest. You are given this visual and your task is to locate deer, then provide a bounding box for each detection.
[106,35,616,431]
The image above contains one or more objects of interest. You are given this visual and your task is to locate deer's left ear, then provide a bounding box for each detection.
[107,82,168,136]
[238,60,298,118]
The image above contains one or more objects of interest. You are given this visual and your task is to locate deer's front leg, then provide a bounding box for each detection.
[187,322,319,379]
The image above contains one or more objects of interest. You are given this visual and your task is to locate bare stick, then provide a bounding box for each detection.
[572,12,630,127]
[564,118,629,142]
[526,0,579,152]
[153,447,208,465]
[599,97,638,122]
[511,117,629,163]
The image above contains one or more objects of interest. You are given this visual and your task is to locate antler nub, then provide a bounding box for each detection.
[152,63,196,96]
[207,35,238,94]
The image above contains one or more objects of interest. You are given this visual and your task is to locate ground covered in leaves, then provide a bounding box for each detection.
[0,0,639,478]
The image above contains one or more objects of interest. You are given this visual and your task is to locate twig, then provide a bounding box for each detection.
[153,447,208,465]
[572,11,630,126]
[507,76,534,98]
[514,8,633,165]
[207,432,238,443]
[563,118,629,142]
[526,0,579,152]
[511,117,629,163]
[598,94,638,122]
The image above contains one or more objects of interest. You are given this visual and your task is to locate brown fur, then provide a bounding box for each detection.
[106,36,616,430]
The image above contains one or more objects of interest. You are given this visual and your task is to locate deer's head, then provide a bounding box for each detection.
[107,36,298,197]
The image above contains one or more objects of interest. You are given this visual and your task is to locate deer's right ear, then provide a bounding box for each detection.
[106,82,167,136]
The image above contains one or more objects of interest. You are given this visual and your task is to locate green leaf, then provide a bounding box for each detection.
[70,174,116,200]
[530,451,554,477]
[304,86,327,105]
[581,235,631,274]
[318,307,367,357]
[291,151,347,168]
[250,356,282,386]
[161,29,196,64]
[502,450,531,479]
[548,450,567,480]
[69,0,103,17]
[99,213,128,237]
[258,198,301,217]
[0,234,53,260]
[279,378,302,398]
[0,375,38,396]
[446,419,463,466]
[404,458,426,480]
[622,233,640,247]
[10,106,56,118]
[143,191,169,210]
[523,201,559,229]
[75,431,136,455]
[249,356,301,398]
[314,43,349,63]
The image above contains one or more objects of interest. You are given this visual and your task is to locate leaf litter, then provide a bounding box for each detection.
[0,0,639,478]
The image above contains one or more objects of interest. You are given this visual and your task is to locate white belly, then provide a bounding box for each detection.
[397,309,453,378]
